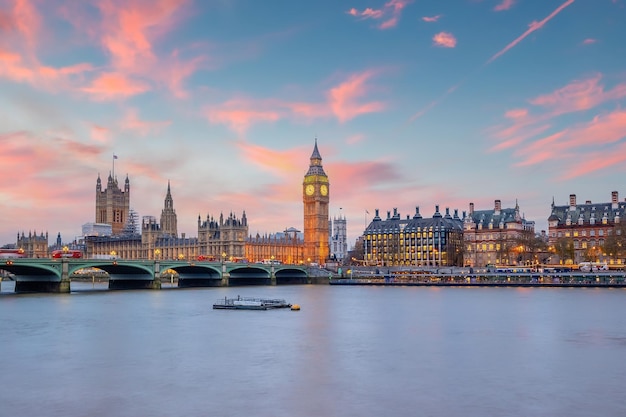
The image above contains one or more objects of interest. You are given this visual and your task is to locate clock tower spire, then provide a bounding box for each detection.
[303,138,330,265]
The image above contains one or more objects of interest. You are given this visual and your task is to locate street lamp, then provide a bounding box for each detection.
[110,250,117,259]
[154,248,161,260]
[178,253,185,260]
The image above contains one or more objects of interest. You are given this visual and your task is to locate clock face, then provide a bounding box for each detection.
[320,184,328,196]
[305,184,315,196]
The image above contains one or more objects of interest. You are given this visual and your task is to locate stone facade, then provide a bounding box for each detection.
[17,231,49,258]
[464,200,535,267]
[303,139,330,264]
[86,142,330,264]
[246,228,304,264]
[95,173,130,235]
[548,191,626,265]
[329,215,347,262]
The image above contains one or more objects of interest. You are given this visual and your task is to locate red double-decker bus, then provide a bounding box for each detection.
[0,248,25,259]
[51,249,83,259]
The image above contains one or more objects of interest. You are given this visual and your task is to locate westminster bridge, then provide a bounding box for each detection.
[0,259,318,293]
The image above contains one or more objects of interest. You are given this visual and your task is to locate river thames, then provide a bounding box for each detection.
[1,283,625,417]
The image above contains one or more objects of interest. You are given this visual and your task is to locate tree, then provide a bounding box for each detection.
[347,237,365,265]
[514,230,547,265]
[602,222,626,262]
[554,237,575,264]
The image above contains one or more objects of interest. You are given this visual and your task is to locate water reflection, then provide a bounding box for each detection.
[1,286,625,417]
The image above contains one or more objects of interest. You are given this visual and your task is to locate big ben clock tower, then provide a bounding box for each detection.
[303,139,330,265]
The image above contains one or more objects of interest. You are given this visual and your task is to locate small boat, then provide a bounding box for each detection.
[213,296,292,310]
[290,304,301,311]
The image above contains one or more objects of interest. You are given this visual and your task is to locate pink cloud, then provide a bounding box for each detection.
[529,73,626,114]
[346,134,365,145]
[206,98,282,135]
[327,70,386,122]
[11,0,41,51]
[0,1,93,90]
[504,108,528,119]
[490,124,552,152]
[236,142,304,177]
[487,0,575,64]
[347,0,412,30]
[90,124,111,143]
[582,38,597,45]
[494,0,516,12]
[563,141,626,179]
[490,74,626,177]
[57,0,202,99]
[206,69,386,133]
[119,108,171,135]
[81,72,150,100]
[433,31,457,48]
[490,74,626,149]
[422,15,442,22]
[96,0,189,72]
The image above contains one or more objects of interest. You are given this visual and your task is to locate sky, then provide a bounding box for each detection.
[1,0,626,248]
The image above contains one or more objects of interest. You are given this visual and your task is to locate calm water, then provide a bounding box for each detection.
[1,283,625,417]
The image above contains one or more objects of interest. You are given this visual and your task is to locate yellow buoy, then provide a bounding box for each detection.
[290,304,300,311]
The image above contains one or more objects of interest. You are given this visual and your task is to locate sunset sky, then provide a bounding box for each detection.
[1,0,625,247]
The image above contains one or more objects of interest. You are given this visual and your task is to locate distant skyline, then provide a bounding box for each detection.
[1,0,625,246]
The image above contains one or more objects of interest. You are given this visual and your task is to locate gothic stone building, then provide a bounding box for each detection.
[87,140,330,265]
[95,173,130,235]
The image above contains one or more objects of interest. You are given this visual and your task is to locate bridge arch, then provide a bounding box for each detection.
[160,264,222,287]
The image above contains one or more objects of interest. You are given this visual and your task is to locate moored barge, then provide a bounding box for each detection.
[213,296,292,310]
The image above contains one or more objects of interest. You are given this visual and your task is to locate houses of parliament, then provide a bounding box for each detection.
[82,140,344,264]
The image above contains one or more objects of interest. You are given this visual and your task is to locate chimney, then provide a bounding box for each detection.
[569,194,576,211]
[469,202,474,215]
[612,191,619,209]
[494,199,501,214]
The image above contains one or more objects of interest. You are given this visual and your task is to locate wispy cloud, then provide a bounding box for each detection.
[422,15,442,22]
[346,0,412,30]
[490,74,626,177]
[236,142,304,177]
[206,98,282,135]
[494,0,516,12]
[0,0,93,90]
[206,69,386,133]
[487,0,576,64]
[432,31,457,48]
[327,70,386,122]
[582,38,597,45]
[119,108,171,136]
[81,72,150,100]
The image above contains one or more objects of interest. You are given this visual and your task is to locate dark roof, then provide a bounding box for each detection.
[549,201,626,226]
[365,207,463,234]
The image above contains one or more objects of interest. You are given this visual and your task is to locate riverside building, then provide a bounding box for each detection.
[363,206,464,267]
[548,191,626,266]
[86,140,332,265]
[463,200,535,268]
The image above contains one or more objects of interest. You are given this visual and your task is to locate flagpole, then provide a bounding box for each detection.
[112,154,115,179]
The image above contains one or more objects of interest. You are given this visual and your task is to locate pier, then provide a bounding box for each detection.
[331,270,626,288]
